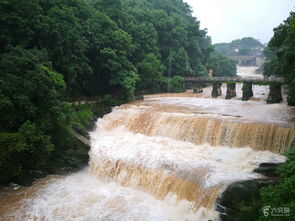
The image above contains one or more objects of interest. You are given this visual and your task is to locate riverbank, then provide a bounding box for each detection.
[0,96,123,188]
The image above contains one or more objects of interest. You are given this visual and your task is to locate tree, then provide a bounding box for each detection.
[0,47,68,183]
[0,0,240,183]
[264,11,295,105]
[136,53,164,93]
[214,37,264,57]
[207,52,237,77]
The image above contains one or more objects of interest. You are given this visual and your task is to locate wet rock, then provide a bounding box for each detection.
[253,162,282,177]
[267,83,282,104]
[253,167,278,177]
[216,178,278,221]
[259,162,283,167]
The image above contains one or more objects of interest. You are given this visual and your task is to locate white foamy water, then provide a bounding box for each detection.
[1,170,219,221]
[90,126,285,188]
[237,66,263,78]
[142,97,293,124]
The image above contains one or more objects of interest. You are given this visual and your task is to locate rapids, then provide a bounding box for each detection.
[0,66,294,221]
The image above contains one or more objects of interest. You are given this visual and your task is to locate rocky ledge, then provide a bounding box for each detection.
[216,162,282,221]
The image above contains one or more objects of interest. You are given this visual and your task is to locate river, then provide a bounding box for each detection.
[0,66,294,221]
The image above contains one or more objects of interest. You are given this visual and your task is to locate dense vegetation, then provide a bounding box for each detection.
[207,51,236,77]
[0,0,236,184]
[263,11,295,105]
[215,37,265,57]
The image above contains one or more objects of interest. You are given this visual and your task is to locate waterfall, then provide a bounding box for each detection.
[98,104,294,153]
[1,89,294,221]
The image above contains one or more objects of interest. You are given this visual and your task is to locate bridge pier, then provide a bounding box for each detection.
[267,83,282,104]
[193,83,203,93]
[242,82,253,101]
[225,83,236,99]
[212,82,222,98]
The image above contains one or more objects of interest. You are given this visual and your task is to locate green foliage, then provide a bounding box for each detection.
[257,149,295,220]
[121,0,213,78]
[137,53,164,93]
[0,121,53,183]
[168,76,184,93]
[0,47,69,131]
[71,104,94,130]
[215,37,264,56]
[239,48,251,55]
[0,47,68,183]
[0,0,239,184]
[207,52,237,77]
[0,0,234,98]
[0,132,27,183]
[48,124,89,171]
[231,37,264,48]
[264,11,295,105]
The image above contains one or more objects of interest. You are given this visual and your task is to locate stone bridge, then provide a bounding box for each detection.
[183,77,285,103]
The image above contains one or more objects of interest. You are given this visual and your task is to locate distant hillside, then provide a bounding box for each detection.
[214,37,265,57]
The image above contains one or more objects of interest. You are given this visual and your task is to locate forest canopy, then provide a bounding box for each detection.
[0,0,236,97]
[0,0,236,184]
[214,37,265,57]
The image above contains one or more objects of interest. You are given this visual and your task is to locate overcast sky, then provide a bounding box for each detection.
[184,0,294,44]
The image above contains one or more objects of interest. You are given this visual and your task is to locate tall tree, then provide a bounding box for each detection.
[264,11,295,105]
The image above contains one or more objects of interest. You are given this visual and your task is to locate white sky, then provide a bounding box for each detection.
[184,0,295,43]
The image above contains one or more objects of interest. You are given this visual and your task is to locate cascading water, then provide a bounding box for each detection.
[0,67,294,221]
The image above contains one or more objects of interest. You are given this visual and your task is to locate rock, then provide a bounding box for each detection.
[216,178,278,220]
[253,166,278,177]
[259,162,283,167]
[253,162,282,177]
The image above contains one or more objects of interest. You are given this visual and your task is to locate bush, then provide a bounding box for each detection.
[161,76,184,93]
[0,121,54,184]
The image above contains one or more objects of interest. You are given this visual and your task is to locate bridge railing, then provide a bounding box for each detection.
[183,76,284,83]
